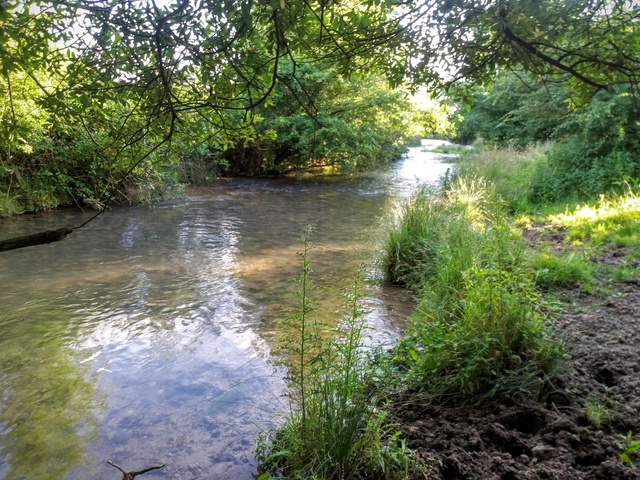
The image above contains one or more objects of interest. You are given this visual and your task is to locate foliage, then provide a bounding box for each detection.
[2,0,639,212]
[393,0,640,101]
[529,252,596,291]
[411,93,459,139]
[455,73,640,205]
[453,143,550,212]
[257,227,415,479]
[532,87,640,203]
[231,60,416,176]
[384,179,562,402]
[453,73,570,146]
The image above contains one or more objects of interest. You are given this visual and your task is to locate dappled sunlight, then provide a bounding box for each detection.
[550,190,640,245]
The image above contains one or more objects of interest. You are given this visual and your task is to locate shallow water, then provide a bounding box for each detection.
[0,141,455,479]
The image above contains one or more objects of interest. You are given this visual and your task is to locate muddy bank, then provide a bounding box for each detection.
[390,241,640,479]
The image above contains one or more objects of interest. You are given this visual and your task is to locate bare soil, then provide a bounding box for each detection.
[390,230,640,479]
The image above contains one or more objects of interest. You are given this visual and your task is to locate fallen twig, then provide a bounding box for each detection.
[108,460,166,479]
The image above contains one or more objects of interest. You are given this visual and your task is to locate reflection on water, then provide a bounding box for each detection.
[0,142,454,479]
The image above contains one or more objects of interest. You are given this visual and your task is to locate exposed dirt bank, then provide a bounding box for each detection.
[391,234,640,479]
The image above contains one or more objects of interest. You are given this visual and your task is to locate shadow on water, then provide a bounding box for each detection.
[0,141,455,478]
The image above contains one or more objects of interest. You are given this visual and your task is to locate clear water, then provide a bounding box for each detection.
[0,142,455,479]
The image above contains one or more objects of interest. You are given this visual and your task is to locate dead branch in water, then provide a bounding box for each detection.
[0,227,73,252]
[107,460,166,479]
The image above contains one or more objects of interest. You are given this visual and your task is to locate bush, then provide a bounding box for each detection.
[454,73,569,147]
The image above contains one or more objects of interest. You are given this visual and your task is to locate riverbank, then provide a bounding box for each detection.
[380,148,640,479]
[254,146,640,479]
[390,224,640,479]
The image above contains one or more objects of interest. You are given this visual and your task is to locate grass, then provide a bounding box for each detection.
[421,145,469,155]
[452,143,551,213]
[529,251,596,290]
[586,401,612,429]
[549,190,640,247]
[0,194,25,217]
[384,178,562,403]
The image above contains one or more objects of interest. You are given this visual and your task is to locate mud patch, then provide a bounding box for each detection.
[390,243,640,479]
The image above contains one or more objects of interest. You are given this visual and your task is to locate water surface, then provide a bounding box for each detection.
[0,141,454,479]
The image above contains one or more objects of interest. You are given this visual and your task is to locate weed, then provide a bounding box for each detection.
[452,144,550,213]
[619,432,640,469]
[530,251,596,290]
[384,179,562,403]
[257,227,414,479]
[586,402,612,429]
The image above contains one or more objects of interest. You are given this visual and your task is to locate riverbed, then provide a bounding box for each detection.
[0,141,454,479]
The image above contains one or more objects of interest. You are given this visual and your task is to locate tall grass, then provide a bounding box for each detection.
[384,178,562,402]
[453,143,551,212]
[257,227,413,480]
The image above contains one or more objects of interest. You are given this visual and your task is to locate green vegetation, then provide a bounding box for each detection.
[620,432,640,469]
[257,228,414,479]
[453,144,550,212]
[422,145,469,155]
[384,179,562,403]
[214,61,416,176]
[586,401,612,429]
[550,192,640,247]
[455,75,640,206]
[2,0,639,215]
[529,252,596,291]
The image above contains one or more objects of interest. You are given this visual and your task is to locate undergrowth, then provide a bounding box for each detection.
[452,143,550,213]
[256,227,415,479]
[550,190,640,247]
[384,178,562,403]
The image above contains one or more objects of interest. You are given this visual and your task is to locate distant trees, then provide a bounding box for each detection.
[1,0,638,212]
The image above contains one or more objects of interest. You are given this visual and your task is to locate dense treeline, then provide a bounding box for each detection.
[0,60,418,215]
[179,60,418,181]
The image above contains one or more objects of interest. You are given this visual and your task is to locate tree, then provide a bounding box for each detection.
[309,0,640,103]
[453,72,570,146]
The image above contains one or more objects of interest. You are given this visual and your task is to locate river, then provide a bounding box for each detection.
[0,141,454,479]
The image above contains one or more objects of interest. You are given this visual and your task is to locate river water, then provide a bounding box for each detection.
[0,141,454,479]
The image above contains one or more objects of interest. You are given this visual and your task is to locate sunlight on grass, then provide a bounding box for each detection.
[530,251,595,290]
[549,190,640,246]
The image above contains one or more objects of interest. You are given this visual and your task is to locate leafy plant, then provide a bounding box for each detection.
[619,432,640,469]
[257,227,414,479]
